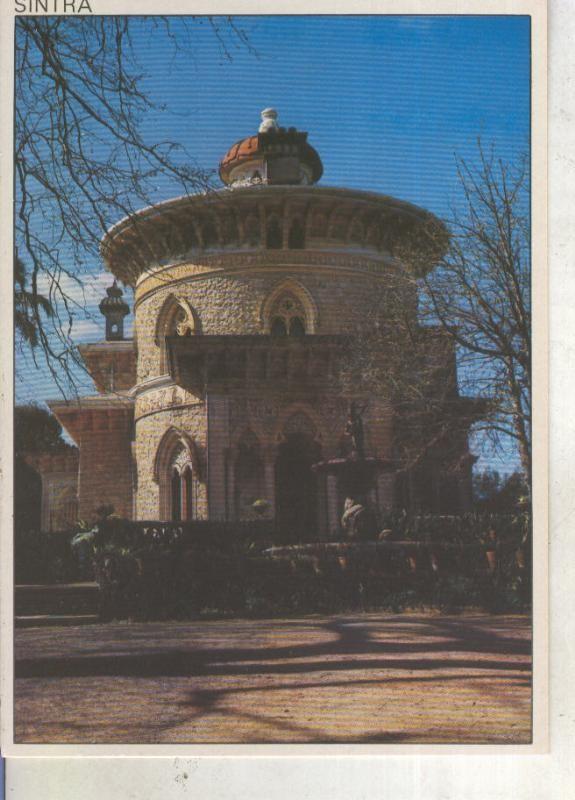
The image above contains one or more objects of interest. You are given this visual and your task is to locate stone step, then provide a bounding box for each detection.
[15,582,100,617]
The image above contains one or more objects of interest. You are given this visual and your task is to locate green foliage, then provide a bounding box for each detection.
[15,528,92,585]
[14,403,78,543]
[14,257,54,349]
[86,513,531,621]
[473,470,528,512]
[15,403,71,456]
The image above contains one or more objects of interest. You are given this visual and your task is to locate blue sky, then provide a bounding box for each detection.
[135,14,530,214]
[16,15,531,470]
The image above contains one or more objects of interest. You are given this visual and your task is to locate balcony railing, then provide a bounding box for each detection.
[166,334,348,395]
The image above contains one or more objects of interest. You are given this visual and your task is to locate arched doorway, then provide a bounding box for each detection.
[275,432,321,541]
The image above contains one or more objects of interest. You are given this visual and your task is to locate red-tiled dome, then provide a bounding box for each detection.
[218,110,323,186]
[219,134,261,177]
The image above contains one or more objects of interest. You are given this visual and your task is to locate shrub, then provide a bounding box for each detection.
[72,513,532,620]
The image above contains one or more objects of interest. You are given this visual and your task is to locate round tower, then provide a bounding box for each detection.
[99,110,452,529]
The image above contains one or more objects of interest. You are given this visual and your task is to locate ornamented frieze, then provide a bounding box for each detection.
[102,185,447,288]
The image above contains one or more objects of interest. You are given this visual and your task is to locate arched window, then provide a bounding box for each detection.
[288,217,305,249]
[154,427,201,521]
[244,214,260,246]
[221,215,239,245]
[266,216,283,249]
[182,466,194,521]
[202,220,218,248]
[269,293,306,336]
[171,468,182,521]
[309,210,328,238]
[169,455,195,522]
[260,279,319,335]
[289,316,306,337]
[155,296,200,373]
[271,317,288,337]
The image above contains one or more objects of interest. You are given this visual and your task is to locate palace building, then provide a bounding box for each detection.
[37,109,479,537]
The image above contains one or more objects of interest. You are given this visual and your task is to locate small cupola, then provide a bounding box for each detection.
[219,109,323,188]
[99,280,130,341]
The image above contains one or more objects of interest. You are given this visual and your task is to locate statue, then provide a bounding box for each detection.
[341,496,376,541]
[345,401,368,459]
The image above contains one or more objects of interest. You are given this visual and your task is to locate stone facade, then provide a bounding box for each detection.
[37,111,477,534]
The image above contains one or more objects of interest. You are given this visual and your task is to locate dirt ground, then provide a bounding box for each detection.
[14,612,532,744]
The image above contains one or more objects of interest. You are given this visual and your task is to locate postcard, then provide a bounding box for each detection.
[0,0,548,774]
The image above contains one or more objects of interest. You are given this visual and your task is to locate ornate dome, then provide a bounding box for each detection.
[99,280,129,316]
[219,109,323,187]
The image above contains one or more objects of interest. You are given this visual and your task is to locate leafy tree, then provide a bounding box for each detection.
[473,469,528,512]
[15,403,71,456]
[14,256,54,349]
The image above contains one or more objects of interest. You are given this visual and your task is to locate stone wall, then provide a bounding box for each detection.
[132,387,394,523]
[76,408,134,521]
[134,260,413,382]
[134,401,208,520]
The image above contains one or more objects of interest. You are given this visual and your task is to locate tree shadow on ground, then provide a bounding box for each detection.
[15,616,532,744]
[16,616,531,679]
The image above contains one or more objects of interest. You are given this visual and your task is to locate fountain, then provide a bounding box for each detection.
[264,402,397,565]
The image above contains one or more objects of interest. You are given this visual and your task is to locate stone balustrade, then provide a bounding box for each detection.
[166,334,348,396]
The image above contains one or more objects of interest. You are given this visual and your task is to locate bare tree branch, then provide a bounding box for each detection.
[15,16,253,396]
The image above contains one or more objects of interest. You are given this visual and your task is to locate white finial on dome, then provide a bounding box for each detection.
[259,108,279,133]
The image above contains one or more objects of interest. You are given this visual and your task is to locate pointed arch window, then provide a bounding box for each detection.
[271,317,288,337]
[154,427,201,521]
[169,457,195,522]
[266,216,283,249]
[202,219,218,249]
[289,316,306,337]
[288,217,305,249]
[261,280,319,335]
[269,293,306,337]
[244,214,260,246]
[182,466,194,521]
[156,296,201,373]
[171,468,182,521]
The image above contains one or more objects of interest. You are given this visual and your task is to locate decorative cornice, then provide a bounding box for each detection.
[102,185,447,286]
[49,395,134,413]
